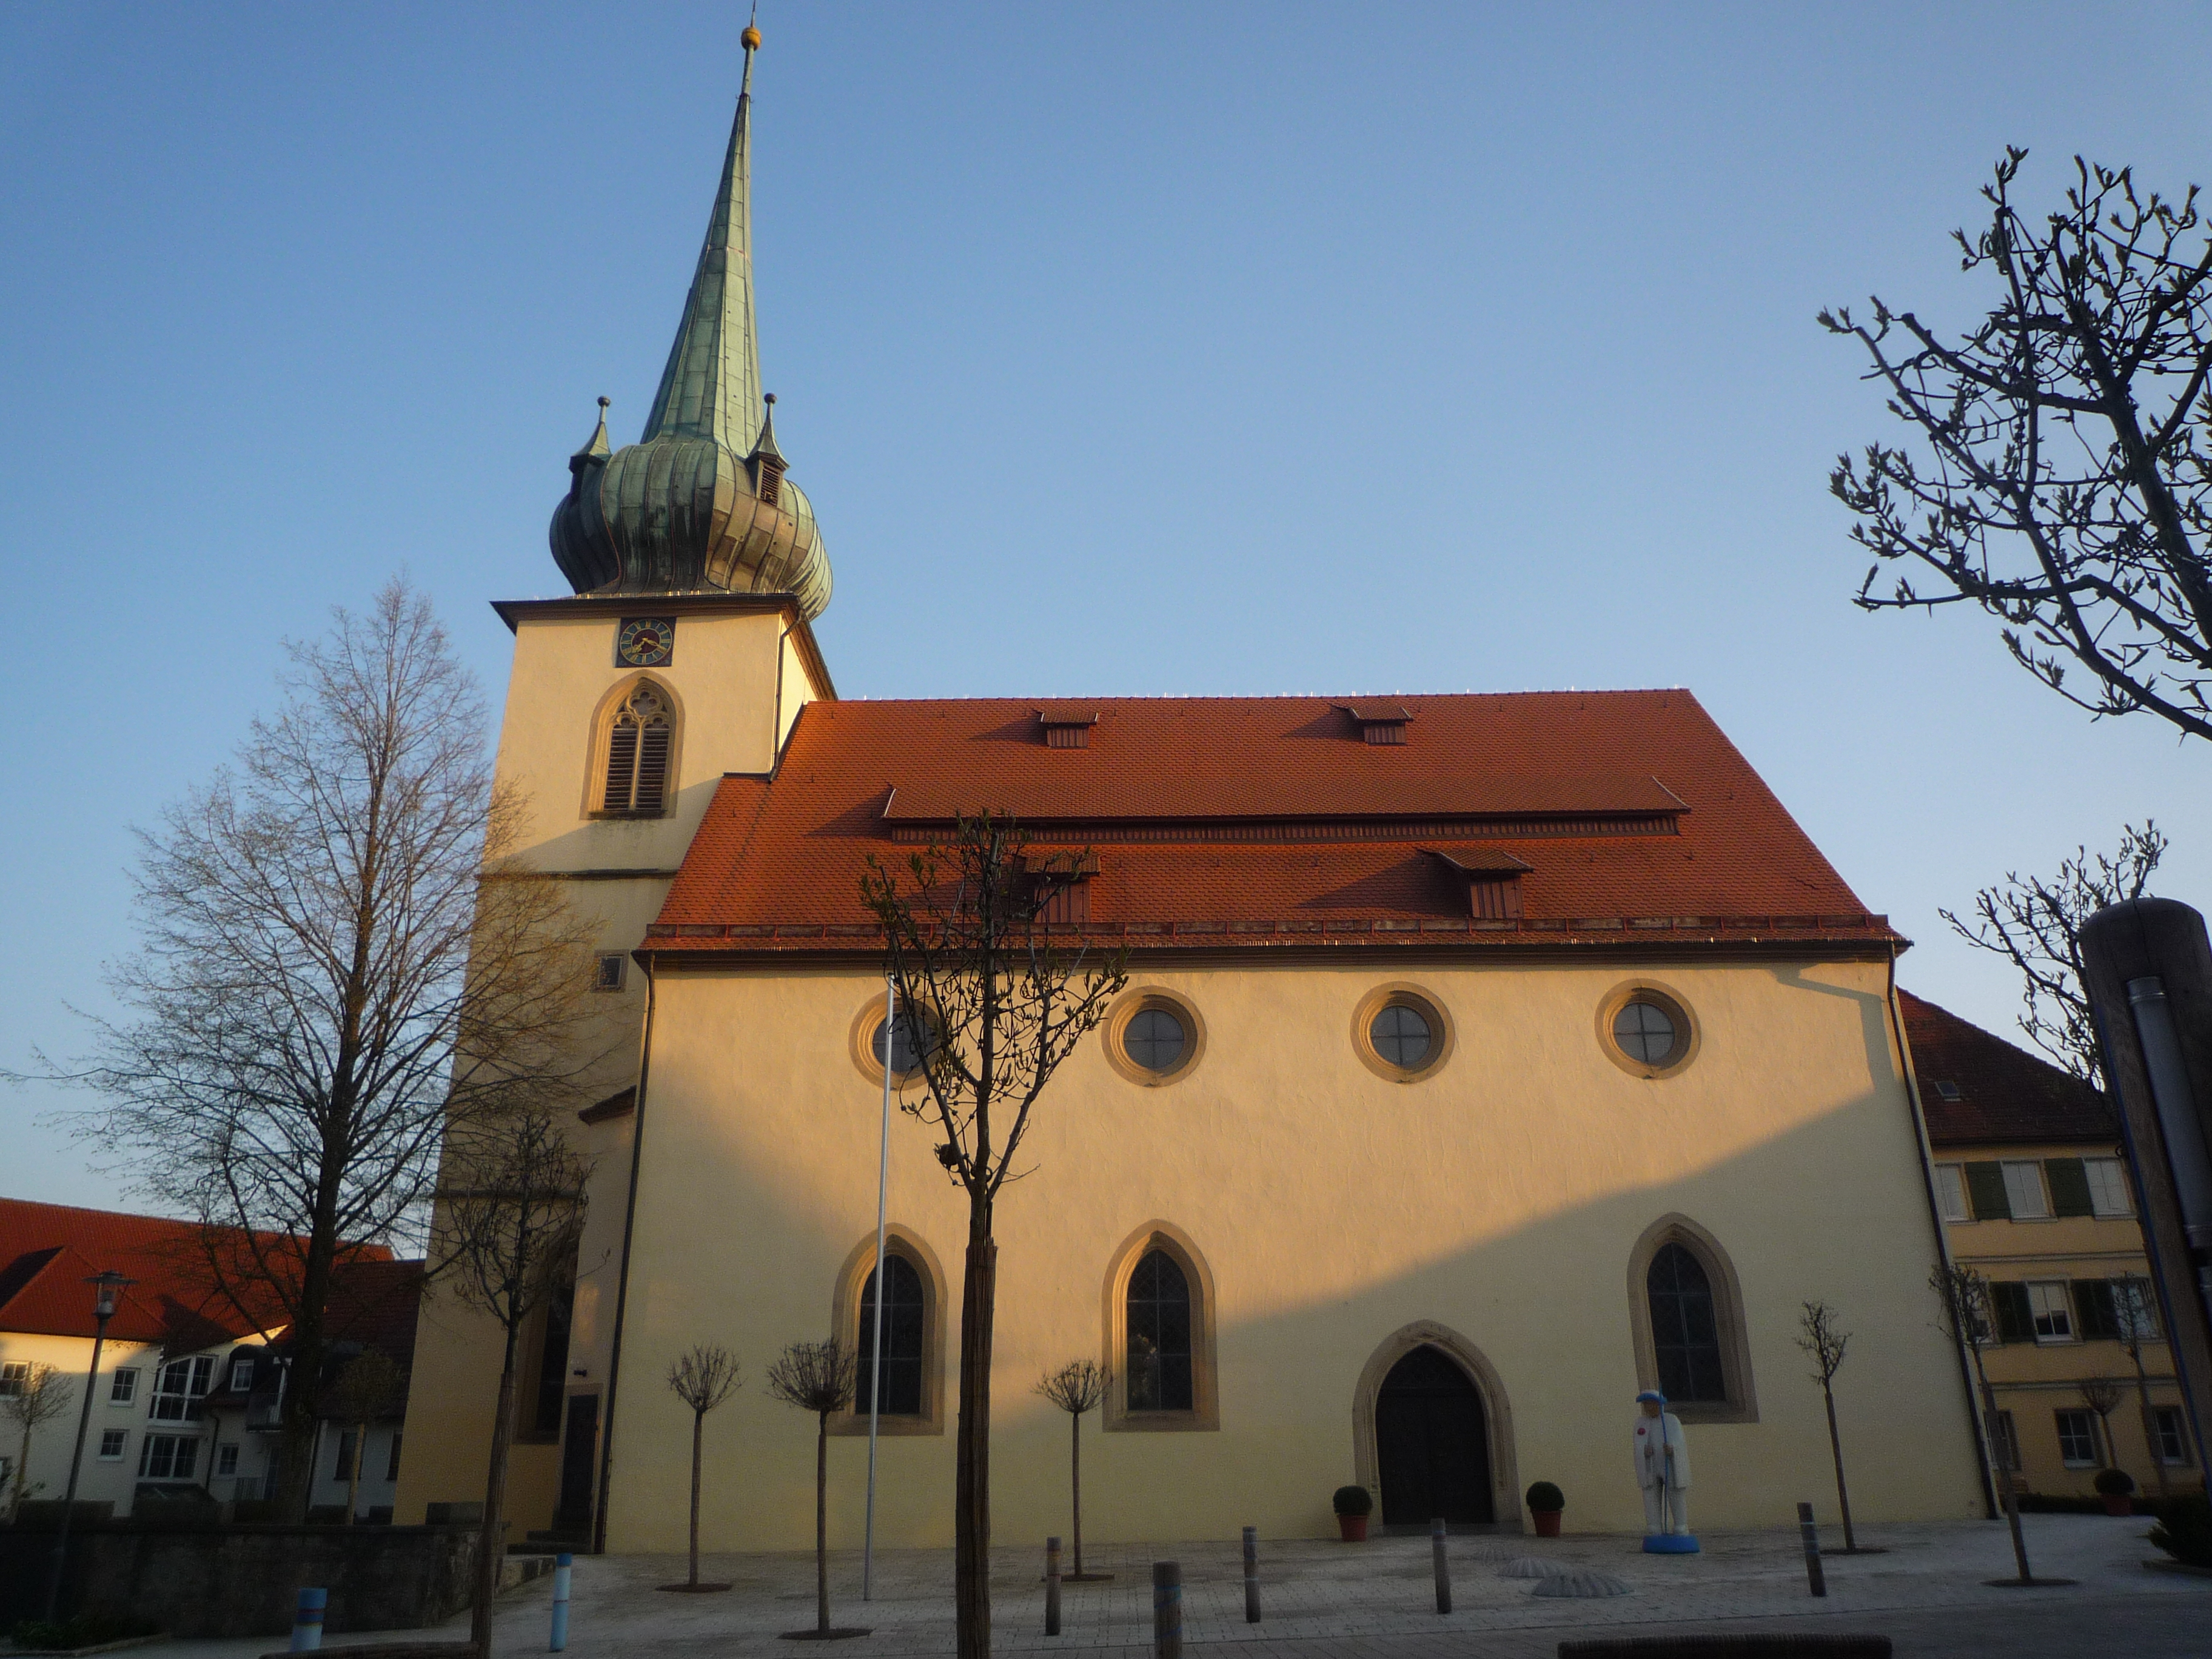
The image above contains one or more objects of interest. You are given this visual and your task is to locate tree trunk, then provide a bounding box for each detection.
[278,1214,343,1522]
[472,1321,523,1655]
[954,1232,999,1659]
[1070,1409,1083,1577]
[2129,1345,2171,1499]
[689,1409,704,1587]
[1972,1352,2031,1583]
[11,1422,30,1523]
[815,1410,830,1634]
[345,1418,366,1526]
[1820,1380,1855,1550]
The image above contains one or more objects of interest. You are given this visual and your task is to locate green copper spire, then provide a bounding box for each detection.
[644,39,762,454]
[548,24,831,618]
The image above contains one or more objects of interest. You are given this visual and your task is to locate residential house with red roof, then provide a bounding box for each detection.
[0,1200,420,1520]
[1902,992,2198,1499]
[397,36,1987,1550]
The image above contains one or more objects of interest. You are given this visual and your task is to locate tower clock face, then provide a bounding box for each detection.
[616,617,675,668]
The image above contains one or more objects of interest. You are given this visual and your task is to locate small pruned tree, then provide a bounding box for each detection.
[1824,152,2212,743]
[1931,1262,2034,1583]
[3,1363,72,1523]
[1795,1302,1858,1552]
[1943,823,2167,1084]
[324,1351,406,1526]
[766,1339,862,1641]
[1033,1360,1111,1580]
[2080,1376,2127,1478]
[435,1109,592,1655]
[665,1344,743,1590]
[2114,1276,2172,1498]
[34,578,604,1518]
[859,814,1128,1659]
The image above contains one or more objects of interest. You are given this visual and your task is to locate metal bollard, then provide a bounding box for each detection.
[1431,1517,1452,1615]
[550,1552,573,1651]
[1242,1526,1260,1624]
[1152,1561,1182,1659]
[1045,1537,1062,1637]
[1796,1501,1827,1598]
[289,1587,327,1652]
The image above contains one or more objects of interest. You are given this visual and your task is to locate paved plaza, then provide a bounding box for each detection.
[148,1513,2207,1659]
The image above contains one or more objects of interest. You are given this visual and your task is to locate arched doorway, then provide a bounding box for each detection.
[1375,1344,1493,1525]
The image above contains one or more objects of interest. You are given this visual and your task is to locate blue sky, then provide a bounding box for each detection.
[5,2,2208,1211]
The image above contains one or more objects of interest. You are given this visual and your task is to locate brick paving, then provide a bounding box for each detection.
[147,1513,2208,1659]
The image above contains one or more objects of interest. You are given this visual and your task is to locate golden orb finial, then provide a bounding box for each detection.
[741,24,762,50]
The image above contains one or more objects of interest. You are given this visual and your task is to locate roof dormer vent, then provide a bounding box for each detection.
[1036,707,1100,749]
[1337,703,1412,745]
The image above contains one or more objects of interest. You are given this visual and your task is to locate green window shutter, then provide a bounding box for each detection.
[2073,1279,2119,1340]
[2046,1158,2094,1218]
[1965,1162,2011,1221]
[1991,1281,2036,1343]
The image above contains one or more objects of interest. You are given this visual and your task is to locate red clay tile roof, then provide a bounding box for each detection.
[0,1199,395,1350]
[648,691,1896,954]
[1899,990,2119,1147]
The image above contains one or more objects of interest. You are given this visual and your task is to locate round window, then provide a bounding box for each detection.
[1612,999,1678,1067]
[1370,1003,1432,1069]
[1123,1007,1188,1073]
[871,1011,934,1074]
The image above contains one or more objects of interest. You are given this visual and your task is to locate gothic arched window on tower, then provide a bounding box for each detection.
[1646,1241,1728,1403]
[601,682,674,816]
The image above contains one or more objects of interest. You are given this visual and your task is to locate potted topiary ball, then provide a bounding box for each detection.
[1332,1484,1374,1541]
[1525,1481,1566,1538]
[2094,1467,2137,1517]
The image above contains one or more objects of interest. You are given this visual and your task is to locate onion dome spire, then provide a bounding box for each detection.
[548,25,832,618]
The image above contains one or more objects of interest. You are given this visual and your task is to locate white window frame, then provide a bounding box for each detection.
[0,1361,26,1396]
[2002,1160,2052,1220]
[150,1355,214,1423]
[137,1432,201,1480]
[2154,1406,2193,1466]
[216,1443,240,1477]
[97,1428,128,1460]
[1934,1164,1971,1222]
[2054,1408,2099,1467]
[2027,1280,2076,1342]
[2084,1157,2133,1218]
[109,1367,138,1404]
[227,1355,255,1393]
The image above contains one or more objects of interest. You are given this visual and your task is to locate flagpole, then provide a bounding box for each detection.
[863,974,894,1600]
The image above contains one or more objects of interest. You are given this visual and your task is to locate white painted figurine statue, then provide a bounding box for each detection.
[1632,1389,1693,1544]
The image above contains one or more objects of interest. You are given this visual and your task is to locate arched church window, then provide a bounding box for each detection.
[1126,1249,1194,1413]
[856,1253,927,1416]
[601,682,673,815]
[1646,1242,1726,1403]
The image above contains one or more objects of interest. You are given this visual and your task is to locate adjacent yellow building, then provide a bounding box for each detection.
[398,35,1991,1552]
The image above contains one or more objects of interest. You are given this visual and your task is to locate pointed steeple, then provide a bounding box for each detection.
[643,31,763,454]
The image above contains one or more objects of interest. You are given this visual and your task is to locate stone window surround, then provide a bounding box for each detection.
[582,672,685,821]
[1350,982,1455,1084]
[1102,989,1207,1089]
[1595,979,1701,1080]
[1624,1212,1760,1424]
[1100,1220,1219,1432]
[828,1225,948,1437]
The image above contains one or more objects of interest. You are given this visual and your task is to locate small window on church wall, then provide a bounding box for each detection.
[1127,1250,1194,1413]
[1646,1243,1726,1403]
[602,683,674,815]
[856,1255,926,1416]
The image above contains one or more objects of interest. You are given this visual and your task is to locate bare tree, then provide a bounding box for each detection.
[860,817,1127,1659]
[2115,1276,2173,1498]
[766,1339,862,1640]
[323,1351,406,1526]
[1795,1302,1860,1552]
[1942,823,2167,1082]
[1823,152,2212,743]
[435,1109,592,1655]
[36,579,602,1518]
[1931,1262,2034,1583]
[3,1364,72,1523]
[1033,1361,1111,1581]
[2079,1376,2126,1477]
[664,1345,742,1590]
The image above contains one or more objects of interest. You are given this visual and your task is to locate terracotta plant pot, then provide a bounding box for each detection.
[1532,1509,1563,1538]
[1338,1514,1369,1542]
[2103,1493,2134,1517]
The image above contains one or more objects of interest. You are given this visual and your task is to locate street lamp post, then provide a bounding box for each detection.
[45,1270,135,1623]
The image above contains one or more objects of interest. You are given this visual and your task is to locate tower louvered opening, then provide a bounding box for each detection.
[603,682,675,814]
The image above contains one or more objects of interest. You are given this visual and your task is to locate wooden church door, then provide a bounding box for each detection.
[1375,1344,1493,1524]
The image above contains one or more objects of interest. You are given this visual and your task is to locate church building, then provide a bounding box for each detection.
[396,34,1988,1550]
